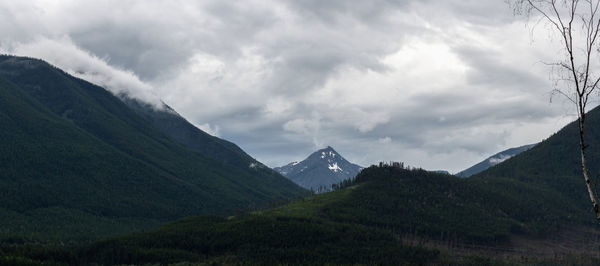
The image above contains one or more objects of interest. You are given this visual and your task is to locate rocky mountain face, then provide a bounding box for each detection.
[274,146,362,192]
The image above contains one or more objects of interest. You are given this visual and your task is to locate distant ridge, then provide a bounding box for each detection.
[456,144,535,177]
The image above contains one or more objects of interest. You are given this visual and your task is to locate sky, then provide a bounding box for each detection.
[0,0,592,173]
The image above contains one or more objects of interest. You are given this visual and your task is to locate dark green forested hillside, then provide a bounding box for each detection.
[68,163,599,265]
[48,168,451,265]
[4,152,600,264]
[0,55,307,241]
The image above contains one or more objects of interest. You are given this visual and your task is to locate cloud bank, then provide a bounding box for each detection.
[0,0,584,172]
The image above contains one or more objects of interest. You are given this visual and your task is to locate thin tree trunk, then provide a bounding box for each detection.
[579,117,600,221]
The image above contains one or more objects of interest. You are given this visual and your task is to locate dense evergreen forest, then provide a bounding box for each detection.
[3,165,600,265]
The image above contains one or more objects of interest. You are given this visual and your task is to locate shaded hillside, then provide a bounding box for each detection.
[0,55,307,241]
[71,160,600,265]
[274,146,362,191]
[80,213,438,265]
[77,168,454,265]
[456,144,536,177]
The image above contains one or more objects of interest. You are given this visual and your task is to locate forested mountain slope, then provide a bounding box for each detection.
[0,55,307,241]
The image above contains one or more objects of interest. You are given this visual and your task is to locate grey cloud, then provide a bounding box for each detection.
[453,45,549,90]
[0,0,574,173]
[60,1,280,81]
[414,0,520,25]
[283,0,412,24]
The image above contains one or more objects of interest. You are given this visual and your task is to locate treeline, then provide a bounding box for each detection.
[0,215,440,265]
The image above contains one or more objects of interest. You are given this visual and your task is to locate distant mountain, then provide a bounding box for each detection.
[456,144,536,177]
[274,146,362,192]
[0,55,307,241]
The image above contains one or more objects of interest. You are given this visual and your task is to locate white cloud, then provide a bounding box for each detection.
[489,154,512,165]
[378,137,392,144]
[283,116,320,136]
[8,36,163,108]
[197,123,221,137]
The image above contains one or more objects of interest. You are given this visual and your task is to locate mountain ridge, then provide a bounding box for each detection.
[456,143,536,177]
[122,98,287,184]
[0,55,307,241]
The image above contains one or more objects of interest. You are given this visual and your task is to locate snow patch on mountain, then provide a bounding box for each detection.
[321,151,337,159]
[328,162,343,172]
[488,154,512,165]
[456,143,536,178]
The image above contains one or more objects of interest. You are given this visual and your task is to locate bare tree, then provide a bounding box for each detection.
[510,0,600,221]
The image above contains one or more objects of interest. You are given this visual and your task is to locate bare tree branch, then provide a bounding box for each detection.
[511,0,600,222]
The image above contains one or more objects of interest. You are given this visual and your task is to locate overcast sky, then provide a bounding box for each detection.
[0,0,591,173]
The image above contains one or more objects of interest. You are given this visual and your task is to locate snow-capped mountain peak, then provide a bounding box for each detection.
[273,146,362,192]
[320,147,338,159]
